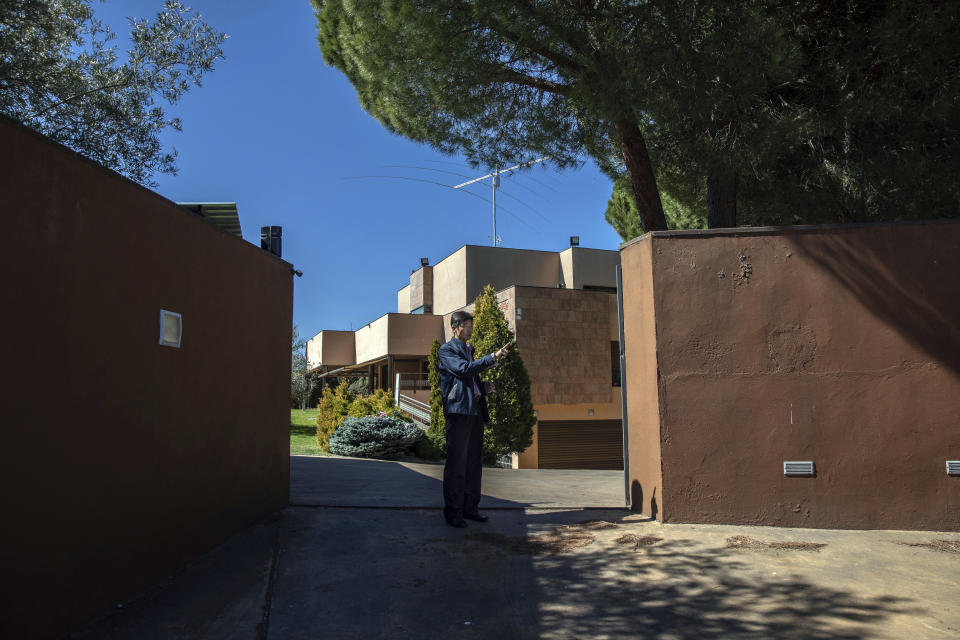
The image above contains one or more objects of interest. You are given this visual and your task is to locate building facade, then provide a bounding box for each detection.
[307,244,624,469]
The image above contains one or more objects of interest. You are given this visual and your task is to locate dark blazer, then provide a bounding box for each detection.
[438,337,497,421]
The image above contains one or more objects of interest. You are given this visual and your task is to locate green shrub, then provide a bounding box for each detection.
[316,382,411,452]
[427,338,446,453]
[349,388,410,421]
[329,415,423,459]
[316,380,355,452]
[413,432,445,460]
[472,285,536,463]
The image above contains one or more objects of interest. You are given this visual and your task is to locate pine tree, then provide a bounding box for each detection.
[470,285,535,462]
[426,338,446,452]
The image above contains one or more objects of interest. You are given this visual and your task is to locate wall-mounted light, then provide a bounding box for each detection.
[947,461,960,476]
[420,257,429,267]
[159,310,182,348]
[570,236,580,246]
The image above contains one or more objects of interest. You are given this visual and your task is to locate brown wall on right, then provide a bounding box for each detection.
[621,221,960,531]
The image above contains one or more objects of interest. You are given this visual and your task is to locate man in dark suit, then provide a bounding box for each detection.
[438,310,510,528]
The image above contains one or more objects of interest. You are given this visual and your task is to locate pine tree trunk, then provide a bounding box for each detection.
[707,168,737,229]
[614,119,667,232]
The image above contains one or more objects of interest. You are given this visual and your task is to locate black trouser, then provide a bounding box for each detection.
[443,412,483,521]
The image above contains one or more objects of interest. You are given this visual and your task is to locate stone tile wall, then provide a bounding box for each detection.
[514,287,617,405]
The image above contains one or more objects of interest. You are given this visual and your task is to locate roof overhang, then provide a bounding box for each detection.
[177,202,242,237]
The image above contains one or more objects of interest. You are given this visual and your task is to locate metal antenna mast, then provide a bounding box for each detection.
[453,157,547,246]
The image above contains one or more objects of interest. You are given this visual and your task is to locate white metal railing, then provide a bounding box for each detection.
[397,393,430,429]
[397,373,430,391]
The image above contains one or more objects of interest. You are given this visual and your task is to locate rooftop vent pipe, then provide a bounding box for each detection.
[261,226,282,258]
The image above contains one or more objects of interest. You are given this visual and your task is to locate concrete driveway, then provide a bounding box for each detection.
[290,455,626,509]
[68,456,960,639]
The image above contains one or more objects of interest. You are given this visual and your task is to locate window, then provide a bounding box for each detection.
[584,285,618,294]
[611,341,621,387]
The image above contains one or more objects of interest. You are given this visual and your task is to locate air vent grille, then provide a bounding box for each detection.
[947,461,960,476]
[784,461,815,477]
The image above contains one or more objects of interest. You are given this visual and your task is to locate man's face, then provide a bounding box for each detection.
[455,320,473,341]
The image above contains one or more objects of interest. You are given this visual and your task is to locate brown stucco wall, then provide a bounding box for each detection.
[619,237,664,519]
[386,313,444,356]
[621,222,960,530]
[307,330,356,369]
[397,284,412,313]
[408,265,433,311]
[465,245,562,305]
[432,246,468,315]
[559,246,620,289]
[0,120,292,638]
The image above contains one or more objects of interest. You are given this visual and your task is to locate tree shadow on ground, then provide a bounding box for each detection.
[521,518,921,639]
[289,422,315,437]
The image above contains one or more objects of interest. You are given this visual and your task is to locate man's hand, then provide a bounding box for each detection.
[493,343,511,361]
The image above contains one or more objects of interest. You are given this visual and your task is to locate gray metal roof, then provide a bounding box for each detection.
[177,202,242,237]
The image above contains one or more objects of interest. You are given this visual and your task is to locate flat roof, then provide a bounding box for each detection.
[177,202,242,238]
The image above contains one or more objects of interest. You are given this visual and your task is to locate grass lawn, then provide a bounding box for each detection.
[290,409,325,456]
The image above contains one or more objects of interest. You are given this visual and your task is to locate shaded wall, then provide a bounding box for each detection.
[621,222,960,530]
[386,313,444,356]
[620,237,664,520]
[0,121,293,638]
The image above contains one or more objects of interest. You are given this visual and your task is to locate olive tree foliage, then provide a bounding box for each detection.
[0,0,226,186]
[291,325,315,410]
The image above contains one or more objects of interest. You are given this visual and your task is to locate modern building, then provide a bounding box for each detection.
[307,243,625,470]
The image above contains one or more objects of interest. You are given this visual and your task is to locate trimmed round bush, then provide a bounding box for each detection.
[328,415,424,459]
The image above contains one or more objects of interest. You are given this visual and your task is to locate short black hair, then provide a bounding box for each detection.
[450,310,473,328]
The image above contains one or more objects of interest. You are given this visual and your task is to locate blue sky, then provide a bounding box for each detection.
[97,1,621,339]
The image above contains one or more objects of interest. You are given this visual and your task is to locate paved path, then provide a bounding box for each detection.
[68,456,960,639]
[291,455,627,509]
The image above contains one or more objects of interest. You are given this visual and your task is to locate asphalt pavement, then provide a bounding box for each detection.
[67,455,960,639]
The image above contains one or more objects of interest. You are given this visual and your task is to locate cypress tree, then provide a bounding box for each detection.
[470,285,536,463]
[426,338,446,452]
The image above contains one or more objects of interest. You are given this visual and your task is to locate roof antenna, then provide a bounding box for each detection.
[453,157,548,246]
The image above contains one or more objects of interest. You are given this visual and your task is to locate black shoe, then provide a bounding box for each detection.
[445,517,468,528]
[463,512,489,522]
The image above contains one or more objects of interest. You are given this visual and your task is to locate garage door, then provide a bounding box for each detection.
[537,420,624,470]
